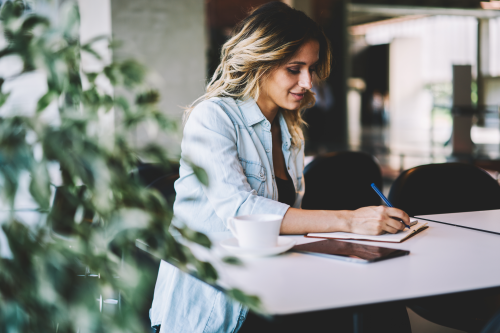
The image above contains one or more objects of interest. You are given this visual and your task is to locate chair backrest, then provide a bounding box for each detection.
[146,173,179,203]
[134,162,178,187]
[388,163,500,216]
[133,162,179,200]
[302,151,383,211]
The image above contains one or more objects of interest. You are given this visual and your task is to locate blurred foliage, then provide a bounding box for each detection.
[0,1,260,332]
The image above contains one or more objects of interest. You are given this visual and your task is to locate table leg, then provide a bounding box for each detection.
[353,310,364,333]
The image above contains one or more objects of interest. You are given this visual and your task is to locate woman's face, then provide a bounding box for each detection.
[259,39,320,113]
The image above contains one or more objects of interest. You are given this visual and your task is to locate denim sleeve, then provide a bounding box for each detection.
[182,101,290,227]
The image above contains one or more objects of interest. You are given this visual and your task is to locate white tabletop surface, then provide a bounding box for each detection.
[416,209,500,235]
[6,211,500,317]
[208,220,500,315]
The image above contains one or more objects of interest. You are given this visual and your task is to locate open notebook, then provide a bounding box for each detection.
[306,219,428,243]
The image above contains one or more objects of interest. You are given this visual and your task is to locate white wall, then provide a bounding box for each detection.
[489,18,500,77]
[347,89,361,147]
[389,38,433,153]
[366,16,478,83]
[78,0,114,147]
[110,0,207,155]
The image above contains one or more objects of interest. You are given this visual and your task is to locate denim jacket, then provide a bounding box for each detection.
[150,97,305,333]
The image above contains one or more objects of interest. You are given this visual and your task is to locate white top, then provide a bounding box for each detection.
[416,209,500,235]
[207,220,500,315]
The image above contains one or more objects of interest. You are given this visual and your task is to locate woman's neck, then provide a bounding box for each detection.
[256,95,280,124]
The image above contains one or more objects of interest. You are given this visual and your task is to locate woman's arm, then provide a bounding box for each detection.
[281,206,411,235]
[184,100,410,236]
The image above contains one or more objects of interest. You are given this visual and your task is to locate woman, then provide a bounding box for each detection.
[150,2,411,332]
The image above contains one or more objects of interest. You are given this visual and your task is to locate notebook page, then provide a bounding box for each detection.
[307,219,428,243]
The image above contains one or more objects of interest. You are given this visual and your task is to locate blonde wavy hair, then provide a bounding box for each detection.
[184,1,332,147]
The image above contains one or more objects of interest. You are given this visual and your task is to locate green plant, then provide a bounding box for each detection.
[0,1,260,332]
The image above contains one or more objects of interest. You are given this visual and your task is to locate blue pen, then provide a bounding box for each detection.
[371,183,411,229]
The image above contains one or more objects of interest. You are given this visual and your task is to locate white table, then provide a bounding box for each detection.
[9,210,497,318]
[207,218,500,315]
[417,209,500,235]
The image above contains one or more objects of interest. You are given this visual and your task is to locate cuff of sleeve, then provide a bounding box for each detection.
[249,196,290,220]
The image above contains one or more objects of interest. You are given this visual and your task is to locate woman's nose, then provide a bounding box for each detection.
[298,71,313,89]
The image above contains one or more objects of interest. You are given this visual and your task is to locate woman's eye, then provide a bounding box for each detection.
[287,68,300,75]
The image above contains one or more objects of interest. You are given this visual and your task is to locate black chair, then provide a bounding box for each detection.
[388,163,500,217]
[302,151,383,211]
[134,162,179,188]
[389,163,500,332]
[146,173,179,204]
[122,162,180,331]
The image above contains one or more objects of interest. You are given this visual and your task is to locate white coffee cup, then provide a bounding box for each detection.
[227,214,282,249]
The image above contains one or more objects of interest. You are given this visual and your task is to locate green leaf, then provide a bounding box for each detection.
[221,256,243,266]
[191,164,209,186]
[174,225,212,248]
[21,15,50,31]
[81,35,108,61]
[60,2,80,40]
[29,163,51,210]
[119,59,146,88]
[0,92,10,108]
[11,0,25,18]
[102,95,114,112]
[81,44,102,61]
[114,96,130,113]
[103,64,119,86]
[85,72,99,84]
[36,91,55,113]
[226,288,264,314]
[136,90,160,105]
[197,261,218,283]
[0,1,24,22]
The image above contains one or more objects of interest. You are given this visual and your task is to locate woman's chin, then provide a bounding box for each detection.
[280,100,301,111]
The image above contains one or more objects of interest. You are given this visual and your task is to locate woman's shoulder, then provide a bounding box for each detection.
[184,97,244,138]
[189,97,243,126]
[194,97,238,114]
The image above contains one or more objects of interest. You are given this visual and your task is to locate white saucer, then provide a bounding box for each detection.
[219,236,296,257]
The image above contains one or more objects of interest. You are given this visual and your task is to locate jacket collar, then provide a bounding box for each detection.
[237,98,265,126]
[237,98,293,150]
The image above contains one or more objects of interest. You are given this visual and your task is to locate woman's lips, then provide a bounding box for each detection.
[290,92,304,101]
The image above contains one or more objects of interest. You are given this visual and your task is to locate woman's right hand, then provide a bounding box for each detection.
[347,206,410,235]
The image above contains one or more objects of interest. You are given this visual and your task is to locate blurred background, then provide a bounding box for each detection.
[72,0,500,194]
[13,0,500,188]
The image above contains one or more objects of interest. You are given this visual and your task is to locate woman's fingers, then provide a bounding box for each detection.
[383,207,410,232]
[349,206,411,235]
[386,207,410,224]
[383,220,403,233]
[384,217,405,232]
